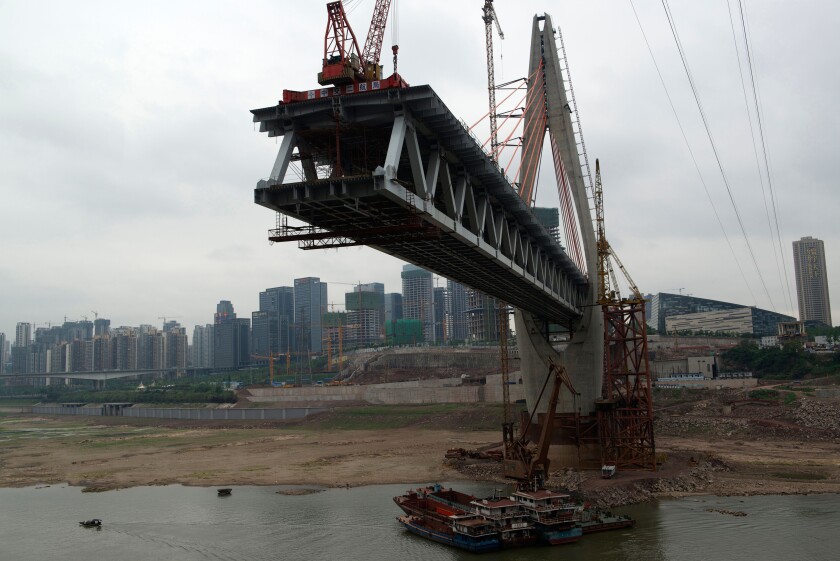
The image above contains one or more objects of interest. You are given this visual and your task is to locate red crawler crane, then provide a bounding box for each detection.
[283,1,407,104]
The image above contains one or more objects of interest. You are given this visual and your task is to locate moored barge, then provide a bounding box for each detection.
[394,485,634,553]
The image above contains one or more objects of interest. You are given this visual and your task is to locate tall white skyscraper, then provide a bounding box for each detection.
[14,322,31,347]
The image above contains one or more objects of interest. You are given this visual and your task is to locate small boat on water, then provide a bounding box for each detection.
[576,508,636,533]
[79,519,102,528]
[217,488,232,496]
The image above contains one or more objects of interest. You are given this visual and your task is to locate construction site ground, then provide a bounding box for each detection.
[1,387,839,506]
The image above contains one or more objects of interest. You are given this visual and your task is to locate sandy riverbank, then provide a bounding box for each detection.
[2,393,840,504]
[0,416,492,490]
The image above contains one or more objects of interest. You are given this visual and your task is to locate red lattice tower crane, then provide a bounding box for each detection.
[284,1,407,105]
[318,0,396,86]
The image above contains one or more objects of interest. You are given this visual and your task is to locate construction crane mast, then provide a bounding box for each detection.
[594,160,641,303]
[483,0,504,159]
[593,160,655,472]
[498,302,513,457]
[253,352,284,386]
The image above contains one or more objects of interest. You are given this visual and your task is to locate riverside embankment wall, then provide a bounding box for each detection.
[343,347,519,374]
[31,405,327,420]
[246,374,526,405]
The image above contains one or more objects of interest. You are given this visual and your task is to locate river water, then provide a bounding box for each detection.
[0,483,836,561]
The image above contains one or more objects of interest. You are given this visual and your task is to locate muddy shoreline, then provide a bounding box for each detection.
[2,417,839,506]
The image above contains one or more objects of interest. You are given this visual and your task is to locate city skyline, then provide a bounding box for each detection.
[2,2,839,338]
[4,267,834,376]
[0,267,506,375]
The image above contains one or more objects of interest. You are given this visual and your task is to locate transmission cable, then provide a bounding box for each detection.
[723,0,790,314]
[735,0,795,313]
[628,0,756,305]
[661,0,775,311]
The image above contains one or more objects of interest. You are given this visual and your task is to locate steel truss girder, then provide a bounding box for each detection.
[252,86,588,324]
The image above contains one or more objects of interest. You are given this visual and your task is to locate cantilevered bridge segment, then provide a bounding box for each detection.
[254,13,619,468]
[253,85,589,325]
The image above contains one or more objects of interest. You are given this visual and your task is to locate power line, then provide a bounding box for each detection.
[660,0,775,311]
[627,0,757,305]
[735,0,795,314]
[724,0,791,313]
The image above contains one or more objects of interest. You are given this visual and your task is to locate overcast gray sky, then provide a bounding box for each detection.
[1,0,837,339]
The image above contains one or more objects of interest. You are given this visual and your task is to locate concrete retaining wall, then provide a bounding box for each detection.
[0,406,33,414]
[246,375,525,405]
[122,407,326,420]
[33,406,103,416]
[653,378,758,390]
[369,351,506,369]
[31,405,326,420]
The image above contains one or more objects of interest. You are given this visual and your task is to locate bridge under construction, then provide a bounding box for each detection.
[253,5,654,473]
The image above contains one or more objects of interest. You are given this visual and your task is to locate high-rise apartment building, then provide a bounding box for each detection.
[384,293,403,323]
[214,301,250,368]
[323,312,347,356]
[93,337,111,371]
[345,286,385,348]
[533,207,561,244]
[434,287,446,343]
[50,343,70,373]
[793,236,832,326]
[70,339,95,372]
[111,330,138,371]
[294,278,328,355]
[356,283,385,333]
[94,318,111,337]
[59,320,94,341]
[259,286,295,355]
[466,289,498,342]
[191,324,214,367]
[15,322,31,348]
[445,279,469,342]
[165,329,188,369]
[402,264,435,343]
[137,330,165,370]
[251,310,279,357]
[0,332,5,374]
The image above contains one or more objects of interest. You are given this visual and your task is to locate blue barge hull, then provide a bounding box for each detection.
[398,516,501,553]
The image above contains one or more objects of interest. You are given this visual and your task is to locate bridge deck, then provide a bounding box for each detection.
[252,85,588,323]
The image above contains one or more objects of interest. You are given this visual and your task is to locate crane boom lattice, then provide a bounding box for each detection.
[483,0,504,159]
[361,0,392,79]
[594,160,656,471]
